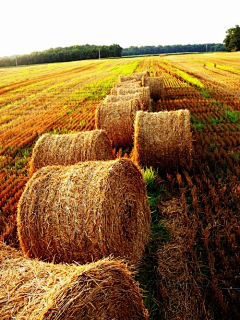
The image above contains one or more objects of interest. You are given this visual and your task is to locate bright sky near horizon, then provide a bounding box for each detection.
[1,0,239,57]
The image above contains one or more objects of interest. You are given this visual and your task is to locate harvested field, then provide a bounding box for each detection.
[0,242,149,320]
[157,198,208,319]
[1,53,239,319]
[18,159,151,264]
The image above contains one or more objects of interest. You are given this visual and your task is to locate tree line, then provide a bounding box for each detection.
[0,44,122,67]
[122,43,225,56]
[2,31,239,68]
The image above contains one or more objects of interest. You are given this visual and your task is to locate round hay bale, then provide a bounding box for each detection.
[111,85,142,95]
[0,242,149,320]
[104,93,145,110]
[30,129,113,173]
[111,87,150,111]
[133,110,192,171]
[119,72,150,86]
[17,159,151,264]
[96,100,142,147]
[143,77,163,101]
[113,80,142,88]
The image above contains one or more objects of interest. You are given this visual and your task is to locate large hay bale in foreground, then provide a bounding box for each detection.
[133,110,192,171]
[143,77,163,101]
[0,242,149,320]
[18,159,151,264]
[30,129,113,173]
[96,100,142,147]
[111,87,150,110]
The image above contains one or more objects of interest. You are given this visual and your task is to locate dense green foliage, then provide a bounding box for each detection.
[122,43,225,56]
[1,42,227,67]
[0,44,122,67]
[224,25,240,51]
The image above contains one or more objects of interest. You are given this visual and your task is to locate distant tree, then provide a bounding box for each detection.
[224,25,240,51]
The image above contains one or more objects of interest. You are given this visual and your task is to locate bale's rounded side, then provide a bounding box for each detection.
[17,159,151,265]
[133,110,192,171]
[30,130,113,173]
[0,242,149,320]
[144,77,163,101]
[95,100,142,147]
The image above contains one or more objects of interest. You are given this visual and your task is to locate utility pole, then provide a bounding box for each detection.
[98,49,101,59]
[206,44,208,52]
[15,57,18,66]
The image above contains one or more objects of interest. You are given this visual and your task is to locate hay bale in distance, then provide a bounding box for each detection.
[96,100,142,147]
[144,77,163,101]
[110,87,150,111]
[0,242,149,320]
[113,80,142,88]
[104,93,145,110]
[18,159,151,264]
[133,110,192,171]
[30,129,113,173]
[119,71,150,86]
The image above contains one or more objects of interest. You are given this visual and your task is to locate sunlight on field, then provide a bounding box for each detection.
[0,52,239,320]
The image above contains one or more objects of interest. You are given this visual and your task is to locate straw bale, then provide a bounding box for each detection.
[17,159,151,265]
[133,110,192,171]
[104,93,145,110]
[30,129,113,173]
[0,242,149,320]
[143,77,163,101]
[96,100,142,147]
[110,87,150,111]
[119,71,150,85]
[113,80,142,88]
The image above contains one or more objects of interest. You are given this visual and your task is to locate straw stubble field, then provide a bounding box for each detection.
[0,52,239,319]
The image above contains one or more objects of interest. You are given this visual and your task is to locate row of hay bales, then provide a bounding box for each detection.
[2,73,154,319]
[95,71,192,171]
[3,161,150,318]
[96,72,151,148]
[1,71,192,318]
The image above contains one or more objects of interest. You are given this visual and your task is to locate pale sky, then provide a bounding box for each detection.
[1,0,239,57]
